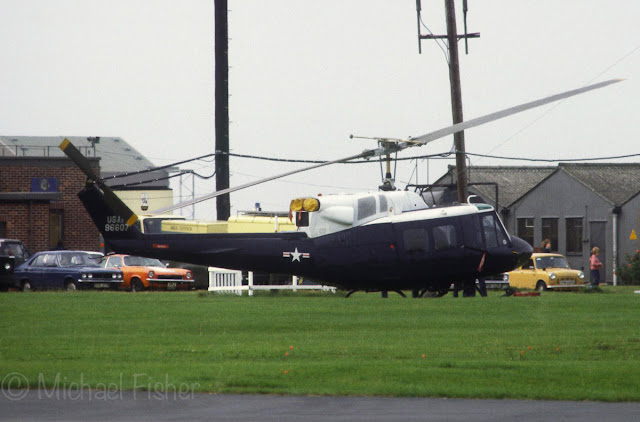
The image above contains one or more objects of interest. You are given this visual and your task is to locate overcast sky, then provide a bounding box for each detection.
[1,1,638,219]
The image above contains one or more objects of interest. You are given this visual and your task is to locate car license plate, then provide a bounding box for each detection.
[559,279,573,285]
[167,282,177,290]
[94,283,110,289]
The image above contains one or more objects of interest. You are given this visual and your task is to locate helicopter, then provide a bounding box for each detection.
[60,79,621,297]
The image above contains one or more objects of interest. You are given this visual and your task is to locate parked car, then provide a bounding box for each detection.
[13,250,123,291]
[506,253,585,291]
[0,239,32,291]
[99,254,194,292]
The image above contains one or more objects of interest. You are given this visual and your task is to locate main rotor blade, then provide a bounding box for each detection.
[148,150,374,215]
[407,79,623,148]
[143,78,625,215]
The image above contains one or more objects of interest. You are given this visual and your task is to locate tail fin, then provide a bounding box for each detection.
[78,181,143,241]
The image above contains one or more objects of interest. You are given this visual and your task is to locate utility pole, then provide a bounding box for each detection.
[444,0,467,204]
[214,0,230,220]
[416,0,479,204]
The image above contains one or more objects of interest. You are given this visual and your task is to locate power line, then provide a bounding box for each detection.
[223,150,640,164]
[463,151,640,163]
[101,152,215,180]
[108,170,215,189]
[103,148,640,188]
[220,150,453,164]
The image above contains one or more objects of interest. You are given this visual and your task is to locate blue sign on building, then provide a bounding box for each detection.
[30,177,58,192]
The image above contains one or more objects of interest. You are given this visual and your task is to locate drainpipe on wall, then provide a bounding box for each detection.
[612,206,621,286]
[28,200,33,251]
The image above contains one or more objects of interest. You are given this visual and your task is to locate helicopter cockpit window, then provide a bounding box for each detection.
[357,197,377,221]
[433,224,457,251]
[482,214,508,248]
[378,195,388,213]
[403,228,430,253]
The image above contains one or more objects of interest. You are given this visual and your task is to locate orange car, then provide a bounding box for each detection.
[99,254,193,292]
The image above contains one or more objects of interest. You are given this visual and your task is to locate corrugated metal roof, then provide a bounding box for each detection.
[433,165,556,209]
[467,166,556,209]
[434,163,640,209]
[0,136,171,189]
[559,163,640,206]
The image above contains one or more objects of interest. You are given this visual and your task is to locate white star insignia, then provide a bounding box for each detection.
[290,248,302,262]
[282,248,310,262]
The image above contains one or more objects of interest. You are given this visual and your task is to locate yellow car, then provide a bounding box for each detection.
[506,253,585,291]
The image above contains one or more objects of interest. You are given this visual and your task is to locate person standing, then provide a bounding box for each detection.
[542,239,552,253]
[590,247,603,287]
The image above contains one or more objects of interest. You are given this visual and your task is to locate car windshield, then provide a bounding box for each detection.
[535,256,570,269]
[1,243,24,258]
[124,256,165,267]
[59,253,98,267]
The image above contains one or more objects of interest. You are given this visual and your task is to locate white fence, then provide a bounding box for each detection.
[207,267,336,296]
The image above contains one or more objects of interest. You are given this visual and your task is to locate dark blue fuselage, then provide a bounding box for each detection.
[81,184,531,292]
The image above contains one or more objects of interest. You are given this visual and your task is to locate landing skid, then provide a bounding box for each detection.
[344,289,407,298]
[418,289,449,298]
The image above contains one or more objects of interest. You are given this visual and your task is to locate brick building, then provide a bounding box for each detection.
[0,156,101,252]
[0,136,177,254]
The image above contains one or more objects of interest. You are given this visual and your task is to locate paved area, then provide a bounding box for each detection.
[2,391,640,421]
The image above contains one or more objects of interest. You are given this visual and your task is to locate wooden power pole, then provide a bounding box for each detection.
[214,0,230,220]
[416,0,479,204]
[444,0,467,204]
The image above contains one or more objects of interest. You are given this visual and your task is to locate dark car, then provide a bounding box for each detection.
[0,239,32,291]
[13,250,123,291]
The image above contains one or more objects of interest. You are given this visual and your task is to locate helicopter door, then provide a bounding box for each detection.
[350,223,398,278]
[430,218,466,281]
[396,222,433,284]
[478,212,511,275]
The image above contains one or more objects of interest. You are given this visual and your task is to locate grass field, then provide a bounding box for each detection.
[1,287,639,401]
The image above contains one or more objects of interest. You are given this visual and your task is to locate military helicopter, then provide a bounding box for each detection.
[60,79,620,297]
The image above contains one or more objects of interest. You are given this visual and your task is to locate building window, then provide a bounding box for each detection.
[0,222,6,238]
[541,218,558,252]
[517,218,534,248]
[566,218,583,254]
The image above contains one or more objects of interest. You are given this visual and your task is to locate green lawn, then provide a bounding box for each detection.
[1,287,639,401]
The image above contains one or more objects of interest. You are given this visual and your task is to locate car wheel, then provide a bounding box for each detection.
[22,281,32,292]
[535,281,547,292]
[65,281,77,291]
[131,279,145,293]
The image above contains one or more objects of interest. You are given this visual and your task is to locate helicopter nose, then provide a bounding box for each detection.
[511,235,533,268]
